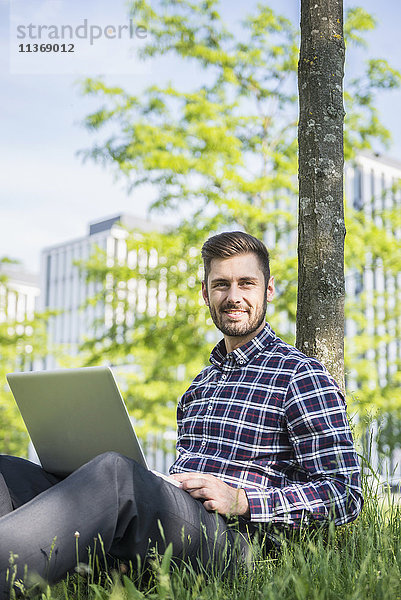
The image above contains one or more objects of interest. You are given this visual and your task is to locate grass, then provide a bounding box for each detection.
[10,477,401,600]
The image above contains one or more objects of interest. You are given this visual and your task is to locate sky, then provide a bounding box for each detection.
[1,0,401,274]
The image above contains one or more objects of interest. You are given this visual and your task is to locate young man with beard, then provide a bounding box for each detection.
[0,231,362,595]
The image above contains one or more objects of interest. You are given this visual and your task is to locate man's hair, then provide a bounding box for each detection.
[201,231,270,288]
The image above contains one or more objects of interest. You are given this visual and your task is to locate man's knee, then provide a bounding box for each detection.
[91,450,125,464]
[85,451,142,482]
[89,451,135,468]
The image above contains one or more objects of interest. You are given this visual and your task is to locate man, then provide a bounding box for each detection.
[0,231,362,596]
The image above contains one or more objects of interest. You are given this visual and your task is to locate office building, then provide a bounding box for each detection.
[0,263,40,392]
[40,214,161,369]
[0,264,39,325]
[0,263,40,372]
[345,151,401,487]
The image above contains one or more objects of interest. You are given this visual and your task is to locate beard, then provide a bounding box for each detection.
[208,298,267,338]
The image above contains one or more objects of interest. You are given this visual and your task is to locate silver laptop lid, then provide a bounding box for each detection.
[6,366,148,476]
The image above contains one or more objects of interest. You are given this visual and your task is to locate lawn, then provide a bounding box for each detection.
[14,476,399,600]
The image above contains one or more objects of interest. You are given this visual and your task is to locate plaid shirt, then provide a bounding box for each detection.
[170,324,363,527]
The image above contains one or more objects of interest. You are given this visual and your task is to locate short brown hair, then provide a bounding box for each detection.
[201,231,270,289]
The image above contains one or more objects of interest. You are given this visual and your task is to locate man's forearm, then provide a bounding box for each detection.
[244,473,363,526]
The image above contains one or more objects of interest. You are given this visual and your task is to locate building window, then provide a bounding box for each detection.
[45,254,51,307]
[353,166,363,210]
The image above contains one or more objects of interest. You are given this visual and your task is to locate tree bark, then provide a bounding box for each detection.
[297,0,346,391]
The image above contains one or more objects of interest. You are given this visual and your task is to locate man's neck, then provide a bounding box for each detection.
[223,321,266,354]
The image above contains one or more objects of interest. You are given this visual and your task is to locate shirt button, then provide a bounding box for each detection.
[238,359,245,365]
[201,441,206,446]
[221,374,227,379]
[207,404,212,411]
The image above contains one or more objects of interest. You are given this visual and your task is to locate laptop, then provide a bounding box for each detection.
[6,367,162,478]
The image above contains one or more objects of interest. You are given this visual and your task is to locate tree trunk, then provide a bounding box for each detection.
[297,0,346,391]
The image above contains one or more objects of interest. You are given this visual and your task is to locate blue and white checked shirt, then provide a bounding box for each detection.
[170,323,363,527]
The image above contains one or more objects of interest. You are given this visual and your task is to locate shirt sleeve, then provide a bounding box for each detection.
[244,361,363,527]
[176,401,183,440]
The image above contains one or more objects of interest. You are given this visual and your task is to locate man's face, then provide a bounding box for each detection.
[202,253,275,346]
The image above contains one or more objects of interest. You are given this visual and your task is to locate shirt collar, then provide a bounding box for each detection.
[210,322,277,368]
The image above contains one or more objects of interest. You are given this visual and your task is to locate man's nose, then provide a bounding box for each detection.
[226,284,242,303]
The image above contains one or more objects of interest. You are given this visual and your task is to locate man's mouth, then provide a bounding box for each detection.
[222,308,248,317]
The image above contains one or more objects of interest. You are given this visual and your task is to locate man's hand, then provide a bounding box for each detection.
[169,472,250,518]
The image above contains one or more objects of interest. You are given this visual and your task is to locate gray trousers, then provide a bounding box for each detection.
[0,452,259,597]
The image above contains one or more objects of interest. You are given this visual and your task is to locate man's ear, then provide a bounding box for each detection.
[201,280,209,306]
[266,276,275,303]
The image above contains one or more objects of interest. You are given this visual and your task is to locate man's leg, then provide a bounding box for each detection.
[0,452,250,598]
[0,455,61,511]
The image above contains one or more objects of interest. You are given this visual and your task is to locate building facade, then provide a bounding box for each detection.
[0,264,40,372]
[345,151,401,488]
[0,265,39,325]
[40,214,160,369]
